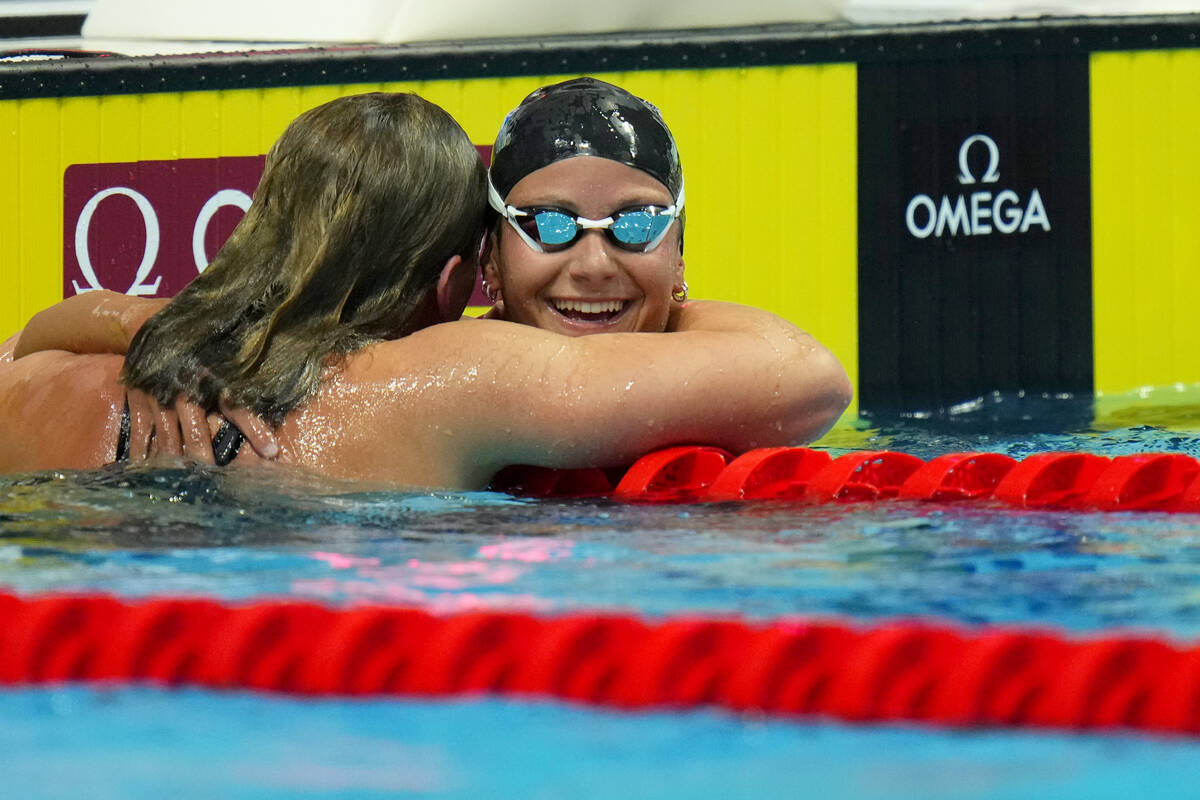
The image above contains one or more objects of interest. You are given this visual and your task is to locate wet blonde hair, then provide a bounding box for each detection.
[123,92,487,423]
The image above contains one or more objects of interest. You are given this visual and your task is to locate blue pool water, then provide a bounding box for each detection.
[6,689,1200,799]
[5,395,1200,797]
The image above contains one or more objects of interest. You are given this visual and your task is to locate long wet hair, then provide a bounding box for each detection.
[122,92,488,424]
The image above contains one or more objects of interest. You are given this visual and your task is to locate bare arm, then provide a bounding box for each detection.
[491,300,852,463]
[13,291,166,359]
[342,301,851,485]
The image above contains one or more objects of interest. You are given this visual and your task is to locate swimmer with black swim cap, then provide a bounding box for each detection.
[483,77,690,337]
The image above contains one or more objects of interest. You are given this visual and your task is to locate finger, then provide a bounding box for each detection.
[175,397,214,464]
[218,396,279,459]
[153,403,184,457]
[127,390,155,461]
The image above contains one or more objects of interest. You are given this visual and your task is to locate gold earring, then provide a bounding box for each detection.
[671,281,689,303]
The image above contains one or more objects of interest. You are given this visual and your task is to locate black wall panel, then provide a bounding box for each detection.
[857,55,1093,412]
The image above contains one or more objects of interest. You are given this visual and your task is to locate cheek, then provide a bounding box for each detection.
[495,242,553,304]
[632,259,679,331]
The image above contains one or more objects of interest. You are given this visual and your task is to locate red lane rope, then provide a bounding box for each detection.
[492,446,1200,511]
[3,591,1200,736]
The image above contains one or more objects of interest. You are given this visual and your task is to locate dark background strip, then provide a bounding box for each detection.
[0,14,1198,99]
[0,13,86,41]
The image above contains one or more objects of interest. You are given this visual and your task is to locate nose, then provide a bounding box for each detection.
[567,229,620,284]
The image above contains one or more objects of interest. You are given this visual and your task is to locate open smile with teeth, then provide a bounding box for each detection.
[550,298,629,323]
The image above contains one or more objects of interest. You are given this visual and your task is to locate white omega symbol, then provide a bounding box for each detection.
[957,134,1001,185]
[73,186,162,295]
[192,189,252,272]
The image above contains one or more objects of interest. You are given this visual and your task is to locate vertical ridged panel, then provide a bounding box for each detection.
[816,65,858,403]
[16,99,62,329]
[59,96,101,300]
[178,91,222,158]
[217,89,265,155]
[257,86,304,152]
[138,92,181,159]
[0,100,23,335]
[1092,50,1200,396]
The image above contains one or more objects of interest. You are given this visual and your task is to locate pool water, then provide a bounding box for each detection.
[5,394,1200,797]
[7,689,1200,799]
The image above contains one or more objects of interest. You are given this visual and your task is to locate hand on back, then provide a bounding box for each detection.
[124,389,280,464]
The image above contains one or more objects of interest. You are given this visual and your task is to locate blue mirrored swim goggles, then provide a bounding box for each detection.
[488,178,684,254]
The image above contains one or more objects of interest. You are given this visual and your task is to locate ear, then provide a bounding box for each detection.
[481,230,502,295]
[435,253,474,322]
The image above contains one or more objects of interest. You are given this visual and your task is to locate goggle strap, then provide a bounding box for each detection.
[486,177,508,216]
[488,175,547,253]
[644,183,685,253]
[507,212,546,253]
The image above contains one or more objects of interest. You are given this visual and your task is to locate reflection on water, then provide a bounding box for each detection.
[826,388,1200,458]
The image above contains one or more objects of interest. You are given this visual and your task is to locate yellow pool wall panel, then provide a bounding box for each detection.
[0,66,860,402]
[1091,48,1200,397]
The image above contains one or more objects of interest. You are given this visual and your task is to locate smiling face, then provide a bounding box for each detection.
[484,156,685,336]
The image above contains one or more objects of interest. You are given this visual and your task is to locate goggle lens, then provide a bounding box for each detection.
[533,210,578,246]
[611,210,671,245]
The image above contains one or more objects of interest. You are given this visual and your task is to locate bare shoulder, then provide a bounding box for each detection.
[338,318,566,397]
[351,318,548,368]
[278,319,612,485]
[0,351,125,471]
[275,322,524,486]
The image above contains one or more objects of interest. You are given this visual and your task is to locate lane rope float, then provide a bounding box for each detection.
[2,591,1199,736]
[492,446,1200,511]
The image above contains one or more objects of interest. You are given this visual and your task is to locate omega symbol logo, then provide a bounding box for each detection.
[72,186,252,295]
[905,133,1050,240]
[957,134,1001,185]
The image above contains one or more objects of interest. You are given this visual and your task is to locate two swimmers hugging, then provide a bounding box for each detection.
[0,78,850,485]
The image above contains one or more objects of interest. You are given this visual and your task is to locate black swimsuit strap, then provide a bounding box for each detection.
[211,420,245,466]
[115,400,131,462]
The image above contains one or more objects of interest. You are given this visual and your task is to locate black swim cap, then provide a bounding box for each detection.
[490,77,683,201]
